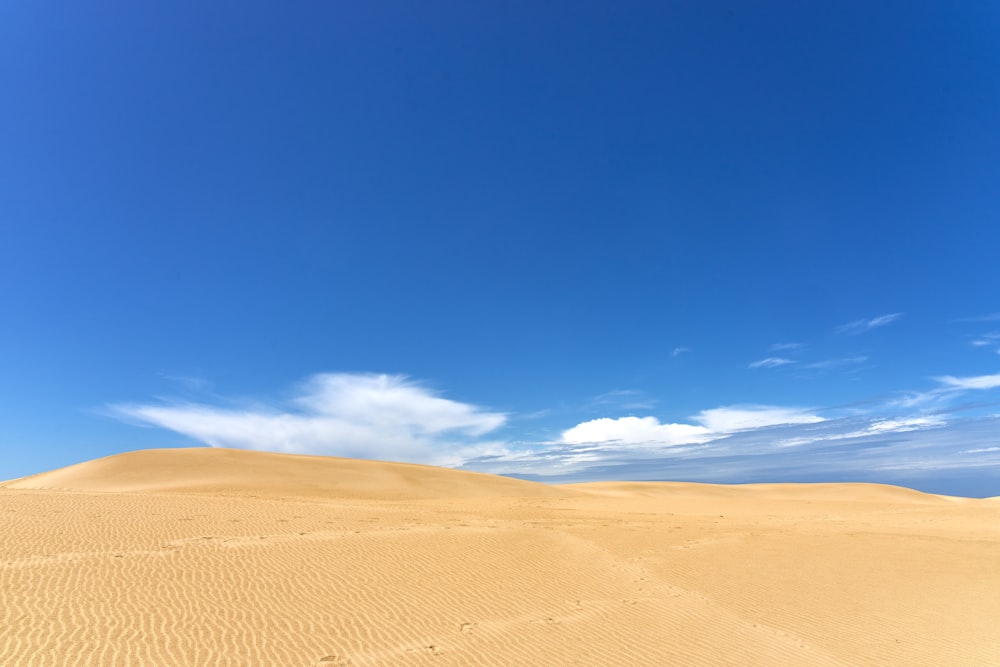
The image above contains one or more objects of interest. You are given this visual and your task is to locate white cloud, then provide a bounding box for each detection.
[560,416,713,446]
[836,312,903,335]
[885,370,1000,409]
[935,373,1000,391]
[885,388,949,409]
[868,416,946,433]
[692,405,825,432]
[558,405,824,449]
[290,373,503,435]
[110,373,508,467]
[671,347,692,357]
[749,357,795,369]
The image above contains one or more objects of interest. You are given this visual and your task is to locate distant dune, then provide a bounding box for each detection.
[2,448,998,666]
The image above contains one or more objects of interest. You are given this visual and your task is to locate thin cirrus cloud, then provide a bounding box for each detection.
[836,312,903,335]
[969,332,1000,352]
[883,371,1000,409]
[768,342,805,352]
[934,372,1000,391]
[749,357,796,369]
[109,373,510,467]
[801,356,869,371]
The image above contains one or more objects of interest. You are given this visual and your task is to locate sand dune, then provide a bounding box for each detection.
[2,448,998,666]
[5,447,568,500]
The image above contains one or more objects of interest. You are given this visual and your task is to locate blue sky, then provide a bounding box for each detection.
[2,2,999,496]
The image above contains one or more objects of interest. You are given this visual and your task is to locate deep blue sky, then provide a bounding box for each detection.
[3,2,999,496]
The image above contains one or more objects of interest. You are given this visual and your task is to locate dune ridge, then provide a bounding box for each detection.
[2,447,998,666]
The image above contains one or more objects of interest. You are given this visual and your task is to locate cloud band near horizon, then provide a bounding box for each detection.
[106,370,1000,491]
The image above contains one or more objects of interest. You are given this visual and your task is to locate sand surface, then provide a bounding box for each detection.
[2,448,998,666]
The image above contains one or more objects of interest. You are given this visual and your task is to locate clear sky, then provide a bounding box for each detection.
[3,2,999,496]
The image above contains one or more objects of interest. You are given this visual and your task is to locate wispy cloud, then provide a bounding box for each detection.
[969,332,1000,352]
[884,371,1000,409]
[671,347,692,357]
[749,357,796,369]
[771,415,947,448]
[587,389,656,411]
[109,373,509,467]
[801,355,869,370]
[935,373,1000,391]
[836,312,903,335]
[768,342,805,352]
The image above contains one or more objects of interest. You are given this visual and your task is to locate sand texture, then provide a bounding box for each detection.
[2,448,998,666]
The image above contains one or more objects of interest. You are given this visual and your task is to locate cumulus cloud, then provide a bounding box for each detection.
[836,312,903,335]
[749,357,795,369]
[560,416,713,446]
[109,373,508,466]
[558,405,824,449]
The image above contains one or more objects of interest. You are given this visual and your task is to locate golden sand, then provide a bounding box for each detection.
[2,448,998,666]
